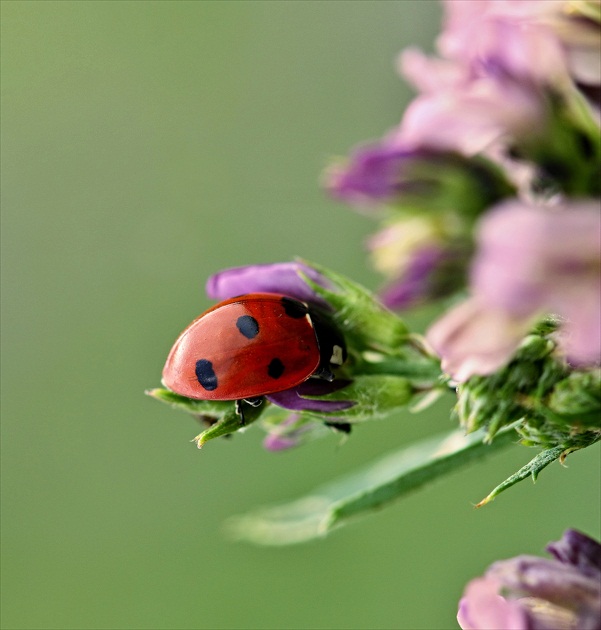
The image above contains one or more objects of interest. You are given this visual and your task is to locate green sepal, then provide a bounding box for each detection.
[384,152,516,221]
[225,425,516,545]
[146,388,233,416]
[297,258,409,355]
[454,327,569,440]
[146,388,265,446]
[543,368,601,430]
[191,402,264,447]
[519,88,601,196]
[302,374,415,422]
[354,339,442,385]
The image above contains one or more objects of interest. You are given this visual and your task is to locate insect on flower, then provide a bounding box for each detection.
[162,292,347,422]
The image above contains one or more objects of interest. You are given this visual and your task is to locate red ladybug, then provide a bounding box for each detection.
[162,293,346,406]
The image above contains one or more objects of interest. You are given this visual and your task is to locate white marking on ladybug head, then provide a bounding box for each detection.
[330,345,344,365]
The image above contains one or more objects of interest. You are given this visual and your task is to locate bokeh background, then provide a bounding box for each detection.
[2,2,599,629]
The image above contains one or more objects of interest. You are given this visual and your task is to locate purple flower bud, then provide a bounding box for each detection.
[325,143,418,208]
[458,529,601,630]
[547,529,601,579]
[378,246,446,309]
[262,411,348,452]
[263,432,301,452]
[262,414,309,452]
[367,216,472,310]
[266,379,354,413]
[206,262,332,309]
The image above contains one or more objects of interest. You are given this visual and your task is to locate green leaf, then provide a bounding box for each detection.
[475,445,565,507]
[225,426,516,545]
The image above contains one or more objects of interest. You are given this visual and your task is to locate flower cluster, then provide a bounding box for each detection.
[152,0,600,488]
[150,3,601,625]
[327,0,601,381]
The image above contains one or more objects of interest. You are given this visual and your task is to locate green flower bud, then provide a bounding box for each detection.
[542,368,601,431]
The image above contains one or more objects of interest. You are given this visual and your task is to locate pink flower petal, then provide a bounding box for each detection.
[426,297,532,382]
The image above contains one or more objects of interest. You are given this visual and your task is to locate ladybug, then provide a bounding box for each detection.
[162,293,346,418]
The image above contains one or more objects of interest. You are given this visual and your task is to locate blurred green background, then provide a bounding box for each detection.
[2,2,599,629]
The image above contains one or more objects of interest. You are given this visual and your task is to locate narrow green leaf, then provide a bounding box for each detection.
[475,445,565,507]
[225,426,516,545]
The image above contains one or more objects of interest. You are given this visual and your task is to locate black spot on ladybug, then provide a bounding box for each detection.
[267,357,285,379]
[195,359,218,391]
[236,315,260,339]
[281,297,308,319]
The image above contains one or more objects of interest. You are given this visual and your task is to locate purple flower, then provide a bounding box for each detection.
[205,262,354,415]
[393,0,601,158]
[438,0,601,93]
[457,529,601,630]
[377,245,449,310]
[366,218,449,305]
[472,199,601,366]
[438,2,570,84]
[393,6,556,157]
[401,78,543,158]
[361,209,472,309]
[427,199,601,381]
[262,408,351,452]
[266,379,354,413]
[262,414,314,452]
[325,143,423,208]
[206,261,332,309]
[426,296,532,383]
[396,50,547,156]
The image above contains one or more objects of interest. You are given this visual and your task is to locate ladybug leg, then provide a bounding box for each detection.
[235,399,246,425]
[324,420,352,435]
[312,365,335,382]
[235,397,263,425]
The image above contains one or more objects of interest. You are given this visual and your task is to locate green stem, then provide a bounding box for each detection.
[356,357,443,382]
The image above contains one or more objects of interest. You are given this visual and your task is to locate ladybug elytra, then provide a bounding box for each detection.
[162,293,346,410]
